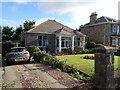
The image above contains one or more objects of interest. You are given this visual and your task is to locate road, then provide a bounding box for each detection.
[0,62,87,89]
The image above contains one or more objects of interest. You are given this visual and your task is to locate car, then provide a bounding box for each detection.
[6,47,30,64]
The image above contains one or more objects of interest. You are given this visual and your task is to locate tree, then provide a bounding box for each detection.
[23,20,35,31]
[78,25,83,31]
[2,26,14,42]
[12,25,23,41]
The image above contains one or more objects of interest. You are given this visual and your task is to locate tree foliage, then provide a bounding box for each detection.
[2,26,14,41]
[23,20,35,31]
[2,20,36,41]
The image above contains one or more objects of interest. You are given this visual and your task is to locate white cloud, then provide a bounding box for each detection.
[0,19,18,29]
[1,0,100,3]
[35,0,119,26]
[1,0,119,29]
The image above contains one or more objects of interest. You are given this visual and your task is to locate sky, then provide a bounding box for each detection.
[1,0,120,29]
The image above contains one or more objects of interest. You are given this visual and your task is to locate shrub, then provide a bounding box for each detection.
[115,50,120,56]
[95,44,104,47]
[11,42,20,47]
[77,48,89,54]
[56,60,65,70]
[33,52,43,61]
[87,42,104,49]
[87,42,96,49]
[27,45,40,53]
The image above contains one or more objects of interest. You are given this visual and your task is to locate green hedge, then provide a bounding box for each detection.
[87,42,104,49]
[33,51,66,69]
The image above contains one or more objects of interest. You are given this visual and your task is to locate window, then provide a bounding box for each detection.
[43,36,47,46]
[111,37,118,46]
[56,37,59,47]
[118,38,120,46]
[38,36,48,46]
[112,25,117,32]
[38,36,42,46]
[77,38,80,46]
[119,25,120,33]
[57,37,71,48]
[111,37,116,46]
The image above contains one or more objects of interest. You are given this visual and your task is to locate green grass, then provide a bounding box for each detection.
[56,54,120,76]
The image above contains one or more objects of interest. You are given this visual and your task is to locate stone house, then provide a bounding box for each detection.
[80,12,120,49]
[21,19,86,52]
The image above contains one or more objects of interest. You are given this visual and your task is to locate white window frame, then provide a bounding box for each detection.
[111,37,116,46]
[111,37,118,46]
[38,36,48,47]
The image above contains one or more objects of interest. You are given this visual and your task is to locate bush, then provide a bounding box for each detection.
[87,42,96,49]
[27,45,40,53]
[87,42,104,49]
[115,50,120,56]
[33,52,43,61]
[77,48,89,54]
[11,42,20,47]
[95,44,103,47]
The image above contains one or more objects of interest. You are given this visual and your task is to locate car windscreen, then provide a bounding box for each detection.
[10,48,25,52]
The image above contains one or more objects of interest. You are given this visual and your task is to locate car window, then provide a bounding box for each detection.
[10,48,25,52]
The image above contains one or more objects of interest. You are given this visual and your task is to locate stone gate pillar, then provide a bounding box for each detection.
[93,46,117,89]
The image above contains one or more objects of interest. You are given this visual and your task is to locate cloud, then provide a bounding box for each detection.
[35,2,97,14]
[1,0,99,3]
[0,19,18,28]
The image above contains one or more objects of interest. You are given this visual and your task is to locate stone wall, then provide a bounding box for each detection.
[24,33,56,52]
[81,24,105,44]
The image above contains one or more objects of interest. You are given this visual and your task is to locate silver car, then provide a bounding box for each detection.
[6,47,30,64]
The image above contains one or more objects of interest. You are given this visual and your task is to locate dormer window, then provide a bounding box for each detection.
[112,25,117,32]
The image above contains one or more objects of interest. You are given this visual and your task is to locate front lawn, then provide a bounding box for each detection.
[56,54,120,76]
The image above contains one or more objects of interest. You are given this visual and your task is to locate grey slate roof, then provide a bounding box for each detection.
[27,19,85,36]
[85,16,118,25]
[27,19,74,33]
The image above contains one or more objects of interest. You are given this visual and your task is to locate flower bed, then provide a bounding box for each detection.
[83,55,94,59]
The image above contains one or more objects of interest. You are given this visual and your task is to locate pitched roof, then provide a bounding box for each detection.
[85,16,118,25]
[27,19,74,33]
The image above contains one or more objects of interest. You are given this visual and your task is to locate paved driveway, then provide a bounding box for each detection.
[0,62,89,89]
[1,63,67,88]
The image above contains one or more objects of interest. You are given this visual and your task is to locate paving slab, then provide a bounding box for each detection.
[3,65,23,88]
[24,64,67,88]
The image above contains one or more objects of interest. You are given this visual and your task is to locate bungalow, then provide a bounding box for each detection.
[21,19,86,52]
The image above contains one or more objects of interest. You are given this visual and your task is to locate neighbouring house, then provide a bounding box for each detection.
[80,12,120,49]
[21,19,86,52]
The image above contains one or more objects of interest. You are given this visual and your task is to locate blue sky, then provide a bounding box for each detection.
[1,0,120,29]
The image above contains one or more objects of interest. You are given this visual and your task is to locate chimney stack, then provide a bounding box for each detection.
[90,12,97,24]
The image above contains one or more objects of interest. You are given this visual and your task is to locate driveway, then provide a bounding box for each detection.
[0,62,90,89]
